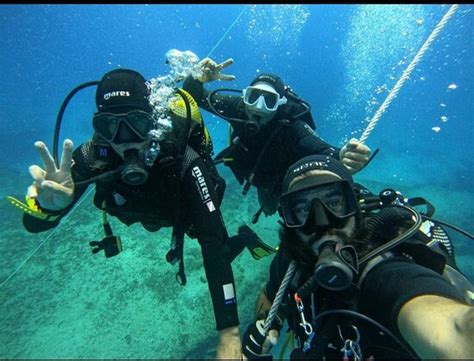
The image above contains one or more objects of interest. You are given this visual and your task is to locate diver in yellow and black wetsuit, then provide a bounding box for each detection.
[14,68,243,358]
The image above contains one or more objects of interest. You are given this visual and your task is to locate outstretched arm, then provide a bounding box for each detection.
[183,57,242,119]
[359,258,472,359]
[289,120,341,161]
[398,294,474,359]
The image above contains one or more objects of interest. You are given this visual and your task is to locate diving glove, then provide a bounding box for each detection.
[89,235,122,258]
[242,319,280,360]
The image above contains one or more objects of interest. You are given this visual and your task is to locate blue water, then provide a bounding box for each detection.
[0,4,473,358]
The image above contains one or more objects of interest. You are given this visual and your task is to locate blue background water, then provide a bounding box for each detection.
[0,4,472,358]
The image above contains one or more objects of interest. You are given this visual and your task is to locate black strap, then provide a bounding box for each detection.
[213,144,236,165]
[174,228,187,286]
[252,205,265,224]
[103,221,113,237]
[170,89,194,286]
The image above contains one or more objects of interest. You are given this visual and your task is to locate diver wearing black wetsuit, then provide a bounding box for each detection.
[22,69,239,335]
[242,155,473,360]
[183,74,341,216]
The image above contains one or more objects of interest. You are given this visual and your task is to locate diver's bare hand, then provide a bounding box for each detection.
[27,139,75,211]
[216,326,242,359]
[339,138,371,174]
[195,57,235,83]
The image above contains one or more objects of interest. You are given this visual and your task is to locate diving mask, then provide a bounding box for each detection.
[280,181,358,229]
[242,85,287,112]
[93,110,154,144]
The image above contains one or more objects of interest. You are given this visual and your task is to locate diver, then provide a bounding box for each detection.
[182,57,371,226]
[15,68,243,358]
[241,154,474,360]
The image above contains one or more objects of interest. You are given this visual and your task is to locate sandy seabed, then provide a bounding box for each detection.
[0,157,472,359]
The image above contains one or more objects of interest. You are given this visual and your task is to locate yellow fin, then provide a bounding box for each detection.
[6,195,59,221]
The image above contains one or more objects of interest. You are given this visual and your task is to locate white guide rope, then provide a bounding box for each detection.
[359,4,459,144]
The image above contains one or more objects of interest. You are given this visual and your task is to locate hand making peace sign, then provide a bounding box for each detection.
[27,139,75,211]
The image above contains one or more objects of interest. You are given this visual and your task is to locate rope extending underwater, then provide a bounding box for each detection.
[359,4,459,144]
[1,187,94,289]
[264,261,296,333]
[206,5,249,58]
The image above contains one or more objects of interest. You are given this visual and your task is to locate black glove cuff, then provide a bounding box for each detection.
[243,322,266,356]
[243,345,273,361]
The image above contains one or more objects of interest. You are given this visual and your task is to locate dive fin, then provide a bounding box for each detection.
[238,225,278,260]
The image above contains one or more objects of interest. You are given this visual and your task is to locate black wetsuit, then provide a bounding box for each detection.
[23,138,239,331]
[183,77,342,209]
[264,232,467,359]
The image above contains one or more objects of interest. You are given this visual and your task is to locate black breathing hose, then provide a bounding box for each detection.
[53,81,100,164]
[358,205,422,267]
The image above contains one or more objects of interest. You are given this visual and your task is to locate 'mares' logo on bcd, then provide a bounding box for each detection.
[192,166,216,212]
